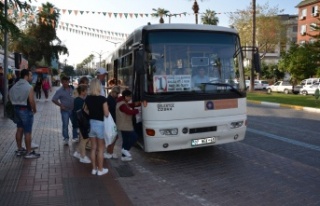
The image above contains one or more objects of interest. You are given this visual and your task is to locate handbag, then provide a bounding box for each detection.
[5,100,19,123]
[76,109,90,139]
[104,115,117,146]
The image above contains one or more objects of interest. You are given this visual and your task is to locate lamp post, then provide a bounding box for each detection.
[105,39,121,47]
[167,12,187,23]
[92,51,108,68]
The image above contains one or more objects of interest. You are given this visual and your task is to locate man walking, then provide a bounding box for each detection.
[52,76,78,145]
[9,69,40,158]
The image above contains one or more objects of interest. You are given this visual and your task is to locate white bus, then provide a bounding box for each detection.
[106,24,248,152]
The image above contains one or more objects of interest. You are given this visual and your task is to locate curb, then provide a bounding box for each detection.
[247,100,320,113]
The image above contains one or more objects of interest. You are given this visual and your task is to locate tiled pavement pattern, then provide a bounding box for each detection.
[0,90,132,206]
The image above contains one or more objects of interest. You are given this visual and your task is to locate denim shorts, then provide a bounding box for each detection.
[88,119,104,139]
[15,108,34,133]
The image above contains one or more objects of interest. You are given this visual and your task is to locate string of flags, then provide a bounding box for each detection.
[58,21,127,41]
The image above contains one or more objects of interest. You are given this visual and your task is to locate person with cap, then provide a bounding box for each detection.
[104,86,121,159]
[96,68,107,96]
[52,76,78,145]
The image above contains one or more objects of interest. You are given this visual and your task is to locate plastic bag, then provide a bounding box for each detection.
[104,115,117,146]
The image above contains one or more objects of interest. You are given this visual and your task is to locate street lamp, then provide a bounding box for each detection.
[105,39,121,47]
[167,12,187,23]
[91,50,108,68]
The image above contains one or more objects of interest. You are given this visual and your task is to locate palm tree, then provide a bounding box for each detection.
[201,9,219,25]
[0,0,31,45]
[11,2,68,67]
[152,8,170,24]
[192,0,200,24]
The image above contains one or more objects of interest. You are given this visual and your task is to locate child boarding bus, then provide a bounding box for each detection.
[106,23,249,152]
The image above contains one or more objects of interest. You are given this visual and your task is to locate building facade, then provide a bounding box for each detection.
[296,0,320,43]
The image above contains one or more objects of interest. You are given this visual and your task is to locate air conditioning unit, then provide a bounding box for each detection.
[301,31,306,36]
[313,12,319,17]
[300,15,306,20]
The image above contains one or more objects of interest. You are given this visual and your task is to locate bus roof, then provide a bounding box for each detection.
[132,23,238,34]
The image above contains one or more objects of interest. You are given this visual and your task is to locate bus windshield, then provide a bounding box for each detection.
[144,31,244,94]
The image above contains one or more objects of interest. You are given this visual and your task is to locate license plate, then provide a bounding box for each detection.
[191,137,216,146]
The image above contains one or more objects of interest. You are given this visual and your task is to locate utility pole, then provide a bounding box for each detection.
[3,0,8,117]
[92,51,108,68]
[250,0,256,92]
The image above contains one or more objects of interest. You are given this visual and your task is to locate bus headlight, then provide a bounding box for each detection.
[159,128,178,135]
[230,121,244,129]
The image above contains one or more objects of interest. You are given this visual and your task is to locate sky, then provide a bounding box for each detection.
[31,0,302,68]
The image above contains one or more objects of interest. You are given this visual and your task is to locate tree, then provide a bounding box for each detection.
[201,9,219,25]
[278,43,318,84]
[229,2,284,55]
[152,8,170,24]
[62,65,75,77]
[0,0,31,45]
[10,2,68,67]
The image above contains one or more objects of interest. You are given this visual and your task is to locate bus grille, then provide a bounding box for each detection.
[189,126,217,134]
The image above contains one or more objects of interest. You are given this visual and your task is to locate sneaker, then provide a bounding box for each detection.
[121,156,132,162]
[73,151,80,159]
[97,168,109,176]
[91,168,98,175]
[79,156,91,164]
[31,142,39,149]
[121,149,131,157]
[24,151,40,159]
[103,152,112,159]
[111,153,118,159]
[63,139,69,145]
[15,148,27,156]
[72,138,79,143]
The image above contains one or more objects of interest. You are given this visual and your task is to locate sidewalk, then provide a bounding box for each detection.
[0,88,132,206]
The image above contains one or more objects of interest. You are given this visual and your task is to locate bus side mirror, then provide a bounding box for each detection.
[135,50,145,74]
[254,51,261,73]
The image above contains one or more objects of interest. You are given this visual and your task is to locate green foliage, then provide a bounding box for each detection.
[152,8,170,24]
[229,2,284,54]
[51,68,58,76]
[247,92,320,108]
[63,65,75,77]
[201,9,219,25]
[278,42,318,83]
[9,2,68,68]
[0,0,32,45]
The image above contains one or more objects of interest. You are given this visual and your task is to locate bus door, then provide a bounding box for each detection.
[132,49,144,144]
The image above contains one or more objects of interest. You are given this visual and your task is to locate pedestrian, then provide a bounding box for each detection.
[35,76,42,101]
[52,76,78,145]
[84,78,109,176]
[104,86,121,159]
[41,77,51,101]
[116,89,140,161]
[96,68,107,96]
[72,76,91,163]
[72,84,91,163]
[0,66,4,103]
[9,69,40,158]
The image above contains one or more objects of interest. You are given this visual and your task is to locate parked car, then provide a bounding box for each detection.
[267,81,293,94]
[245,80,258,89]
[254,80,269,90]
[300,82,320,95]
